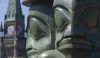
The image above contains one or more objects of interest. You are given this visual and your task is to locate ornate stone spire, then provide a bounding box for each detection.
[5,0,22,22]
[7,0,22,15]
[4,0,25,37]
[2,0,26,58]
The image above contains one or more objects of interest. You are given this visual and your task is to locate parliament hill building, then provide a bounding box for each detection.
[0,0,27,58]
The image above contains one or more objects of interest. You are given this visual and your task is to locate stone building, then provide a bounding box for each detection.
[0,0,27,58]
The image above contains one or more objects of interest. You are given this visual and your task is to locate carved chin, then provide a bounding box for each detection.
[27,49,37,57]
[58,37,93,50]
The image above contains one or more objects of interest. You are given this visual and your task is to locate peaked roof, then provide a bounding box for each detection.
[6,0,22,18]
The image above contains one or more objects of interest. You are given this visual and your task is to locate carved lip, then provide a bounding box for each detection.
[27,48,37,56]
[58,35,93,50]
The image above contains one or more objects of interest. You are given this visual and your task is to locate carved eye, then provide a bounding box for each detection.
[54,7,70,31]
[80,7,99,30]
[29,18,47,39]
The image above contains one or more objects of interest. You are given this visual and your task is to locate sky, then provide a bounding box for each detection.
[0,0,29,28]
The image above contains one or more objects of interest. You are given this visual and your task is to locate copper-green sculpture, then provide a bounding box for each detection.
[22,0,100,58]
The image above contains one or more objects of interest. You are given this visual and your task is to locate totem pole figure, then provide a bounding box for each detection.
[22,0,55,58]
[22,0,100,58]
[53,0,100,58]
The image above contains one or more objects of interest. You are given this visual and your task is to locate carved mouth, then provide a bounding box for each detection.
[58,35,94,50]
[27,48,37,56]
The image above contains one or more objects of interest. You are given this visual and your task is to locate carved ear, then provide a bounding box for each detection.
[54,7,70,31]
[53,0,71,31]
[29,18,38,37]
[29,18,48,40]
[79,6,100,31]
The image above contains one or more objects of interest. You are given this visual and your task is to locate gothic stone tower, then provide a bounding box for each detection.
[4,0,24,37]
[2,0,27,58]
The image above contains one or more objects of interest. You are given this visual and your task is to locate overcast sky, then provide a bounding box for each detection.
[0,0,29,27]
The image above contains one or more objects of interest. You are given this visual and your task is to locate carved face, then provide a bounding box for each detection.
[26,13,55,58]
[26,17,54,58]
[53,0,100,51]
[26,3,55,58]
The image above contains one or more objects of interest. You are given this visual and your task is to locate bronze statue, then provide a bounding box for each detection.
[22,0,100,58]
